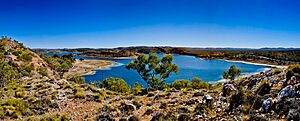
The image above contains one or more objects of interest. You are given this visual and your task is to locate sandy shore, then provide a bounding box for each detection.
[216,59,288,83]
[79,55,137,60]
[220,59,288,68]
[65,60,118,77]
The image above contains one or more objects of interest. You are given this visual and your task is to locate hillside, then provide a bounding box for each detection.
[0,37,300,120]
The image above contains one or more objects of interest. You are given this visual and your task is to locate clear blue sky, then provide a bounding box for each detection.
[1,0,300,48]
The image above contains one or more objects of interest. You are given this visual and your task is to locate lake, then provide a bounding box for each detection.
[79,54,271,87]
[47,52,271,87]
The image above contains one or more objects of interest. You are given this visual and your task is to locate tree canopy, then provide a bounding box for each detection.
[126,53,179,89]
[223,65,241,80]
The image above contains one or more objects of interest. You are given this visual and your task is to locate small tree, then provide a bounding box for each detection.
[126,53,179,89]
[223,65,241,80]
[131,82,144,95]
[103,77,130,93]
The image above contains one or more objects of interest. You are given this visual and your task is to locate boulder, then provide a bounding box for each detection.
[222,84,237,97]
[261,98,273,113]
[277,85,295,102]
[287,108,300,121]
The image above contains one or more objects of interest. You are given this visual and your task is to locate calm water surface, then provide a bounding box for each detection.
[48,52,270,87]
[80,54,271,87]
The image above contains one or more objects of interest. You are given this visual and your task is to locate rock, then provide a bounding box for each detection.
[261,98,273,113]
[277,85,295,102]
[295,83,300,96]
[287,108,300,121]
[222,84,237,97]
[203,95,213,108]
[288,76,297,85]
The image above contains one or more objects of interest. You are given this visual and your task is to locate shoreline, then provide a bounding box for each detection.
[78,55,136,60]
[65,60,121,77]
[216,60,288,83]
[219,59,288,69]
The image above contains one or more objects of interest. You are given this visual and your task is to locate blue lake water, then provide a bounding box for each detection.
[48,52,271,87]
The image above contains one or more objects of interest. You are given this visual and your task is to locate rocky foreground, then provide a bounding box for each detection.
[2,65,299,121]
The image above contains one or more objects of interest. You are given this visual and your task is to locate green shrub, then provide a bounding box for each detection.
[191,78,211,90]
[12,51,21,56]
[0,60,18,87]
[87,85,99,93]
[38,69,48,77]
[62,84,72,89]
[75,92,85,99]
[132,98,142,109]
[15,91,26,98]
[272,68,281,74]
[172,80,191,90]
[94,94,104,102]
[50,93,58,100]
[20,64,34,76]
[131,82,144,95]
[0,99,32,118]
[96,81,104,88]
[67,76,85,84]
[147,92,155,97]
[37,114,70,121]
[103,78,130,93]
[18,51,32,62]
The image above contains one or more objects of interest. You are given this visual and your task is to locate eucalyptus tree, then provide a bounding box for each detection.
[126,53,179,89]
[223,65,241,80]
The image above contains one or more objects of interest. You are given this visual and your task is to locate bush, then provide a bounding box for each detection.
[20,64,34,76]
[147,92,155,97]
[103,78,130,93]
[67,76,85,84]
[94,94,104,102]
[15,91,26,98]
[172,80,191,90]
[75,92,85,99]
[131,82,144,95]
[18,51,32,62]
[0,60,18,87]
[272,68,281,74]
[191,78,212,90]
[38,69,48,77]
[12,51,21,56]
